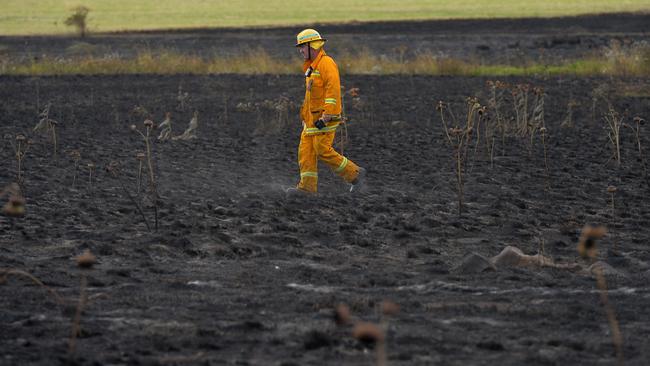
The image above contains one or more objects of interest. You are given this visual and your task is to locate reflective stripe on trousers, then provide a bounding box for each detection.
[297,129,359,193]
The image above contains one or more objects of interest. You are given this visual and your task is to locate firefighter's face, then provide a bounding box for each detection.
[298,43,311,60]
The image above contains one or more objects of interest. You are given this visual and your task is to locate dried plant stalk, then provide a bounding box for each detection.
[12,135,30,184]
[594,266,624,365]
[437,98,482,215]
[603,105,623,167]
[577,226,624,365]
[107,161,152,232]
[627,117,647,177]
[540,127,551,190]
[69,150,81,187]
[0,269,65,305]
[68,275,87,355]
[607,186,617,214]
[131,120,159,231]
[34,103,59,158]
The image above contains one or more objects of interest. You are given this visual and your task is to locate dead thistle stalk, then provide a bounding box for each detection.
[131,120,159,231]
[106,161,152,231]
[529,87,545,154]
[594,265,624,366]
[33,103,60,158]
[136,152,145,193]
[607,186,617,214]
[603,105,624,167]
[0,268,65,306]
[577,226,624,365]
[11,134,31,185]
[626,116,647,177]
[486,80,509,156]
[437,99,482,215]
[87,162,95,189]
[69,150,81,187]
[561,98,578,128]
[68,249,96,358]
[68,275,87,356]
[540,126,551,189]
[512,84,530,138]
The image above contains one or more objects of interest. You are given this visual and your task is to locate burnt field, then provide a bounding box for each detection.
[2,15,650,366]
[1,12,649,64]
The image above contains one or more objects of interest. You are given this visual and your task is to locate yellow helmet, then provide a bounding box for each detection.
[295,28,326,48]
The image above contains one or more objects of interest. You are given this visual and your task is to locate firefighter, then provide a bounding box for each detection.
[287,28,366,196]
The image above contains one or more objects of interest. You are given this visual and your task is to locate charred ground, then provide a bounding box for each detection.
[2,14,650,366]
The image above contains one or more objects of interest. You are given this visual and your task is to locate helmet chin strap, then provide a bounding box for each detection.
[308,42,311,61]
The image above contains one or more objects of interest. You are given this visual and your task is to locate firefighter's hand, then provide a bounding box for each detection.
[315,119,326,130]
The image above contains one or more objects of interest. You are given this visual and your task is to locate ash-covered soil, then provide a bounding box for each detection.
[1,72,650,365]
[1,12,649,64]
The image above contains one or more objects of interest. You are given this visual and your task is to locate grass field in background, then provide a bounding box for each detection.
[1,0,649,36]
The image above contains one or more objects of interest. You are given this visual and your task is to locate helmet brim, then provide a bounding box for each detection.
[295,38,327,47]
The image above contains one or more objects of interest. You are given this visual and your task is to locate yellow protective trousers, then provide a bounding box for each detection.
[297,125,360,193]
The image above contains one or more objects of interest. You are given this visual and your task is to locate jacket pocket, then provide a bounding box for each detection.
[310,77,324,100]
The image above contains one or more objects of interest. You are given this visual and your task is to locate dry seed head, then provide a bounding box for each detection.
[347,87,360,97]
[2,201,25,217]
[607,186,617,193]
[15,134,26,142]
[9,195,25,205]
[577,225,607,259]
[143,119,154,128]
[2,191,25,218]
[106,161,119,173]
[380,300,400,316]
[633,116,645,125]
[334,303,351,326]
[583,225,607,239]
[87,163,95,169]
[540,127,547,134]
[352,322,384,343]
[436,101,444,111]
[76,249,96,269]
[449,127,463,136]
[130,124,137,131]
[136,152,146,160]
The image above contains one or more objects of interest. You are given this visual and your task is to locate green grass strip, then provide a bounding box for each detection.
[1,0,649,35]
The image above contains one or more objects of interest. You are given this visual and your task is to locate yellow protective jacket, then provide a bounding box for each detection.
[300,50,342,134]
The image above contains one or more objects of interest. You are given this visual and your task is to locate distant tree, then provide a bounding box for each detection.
[64,6,90,38]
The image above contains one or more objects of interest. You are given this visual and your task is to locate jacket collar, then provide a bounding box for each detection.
[302,49,327,73]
